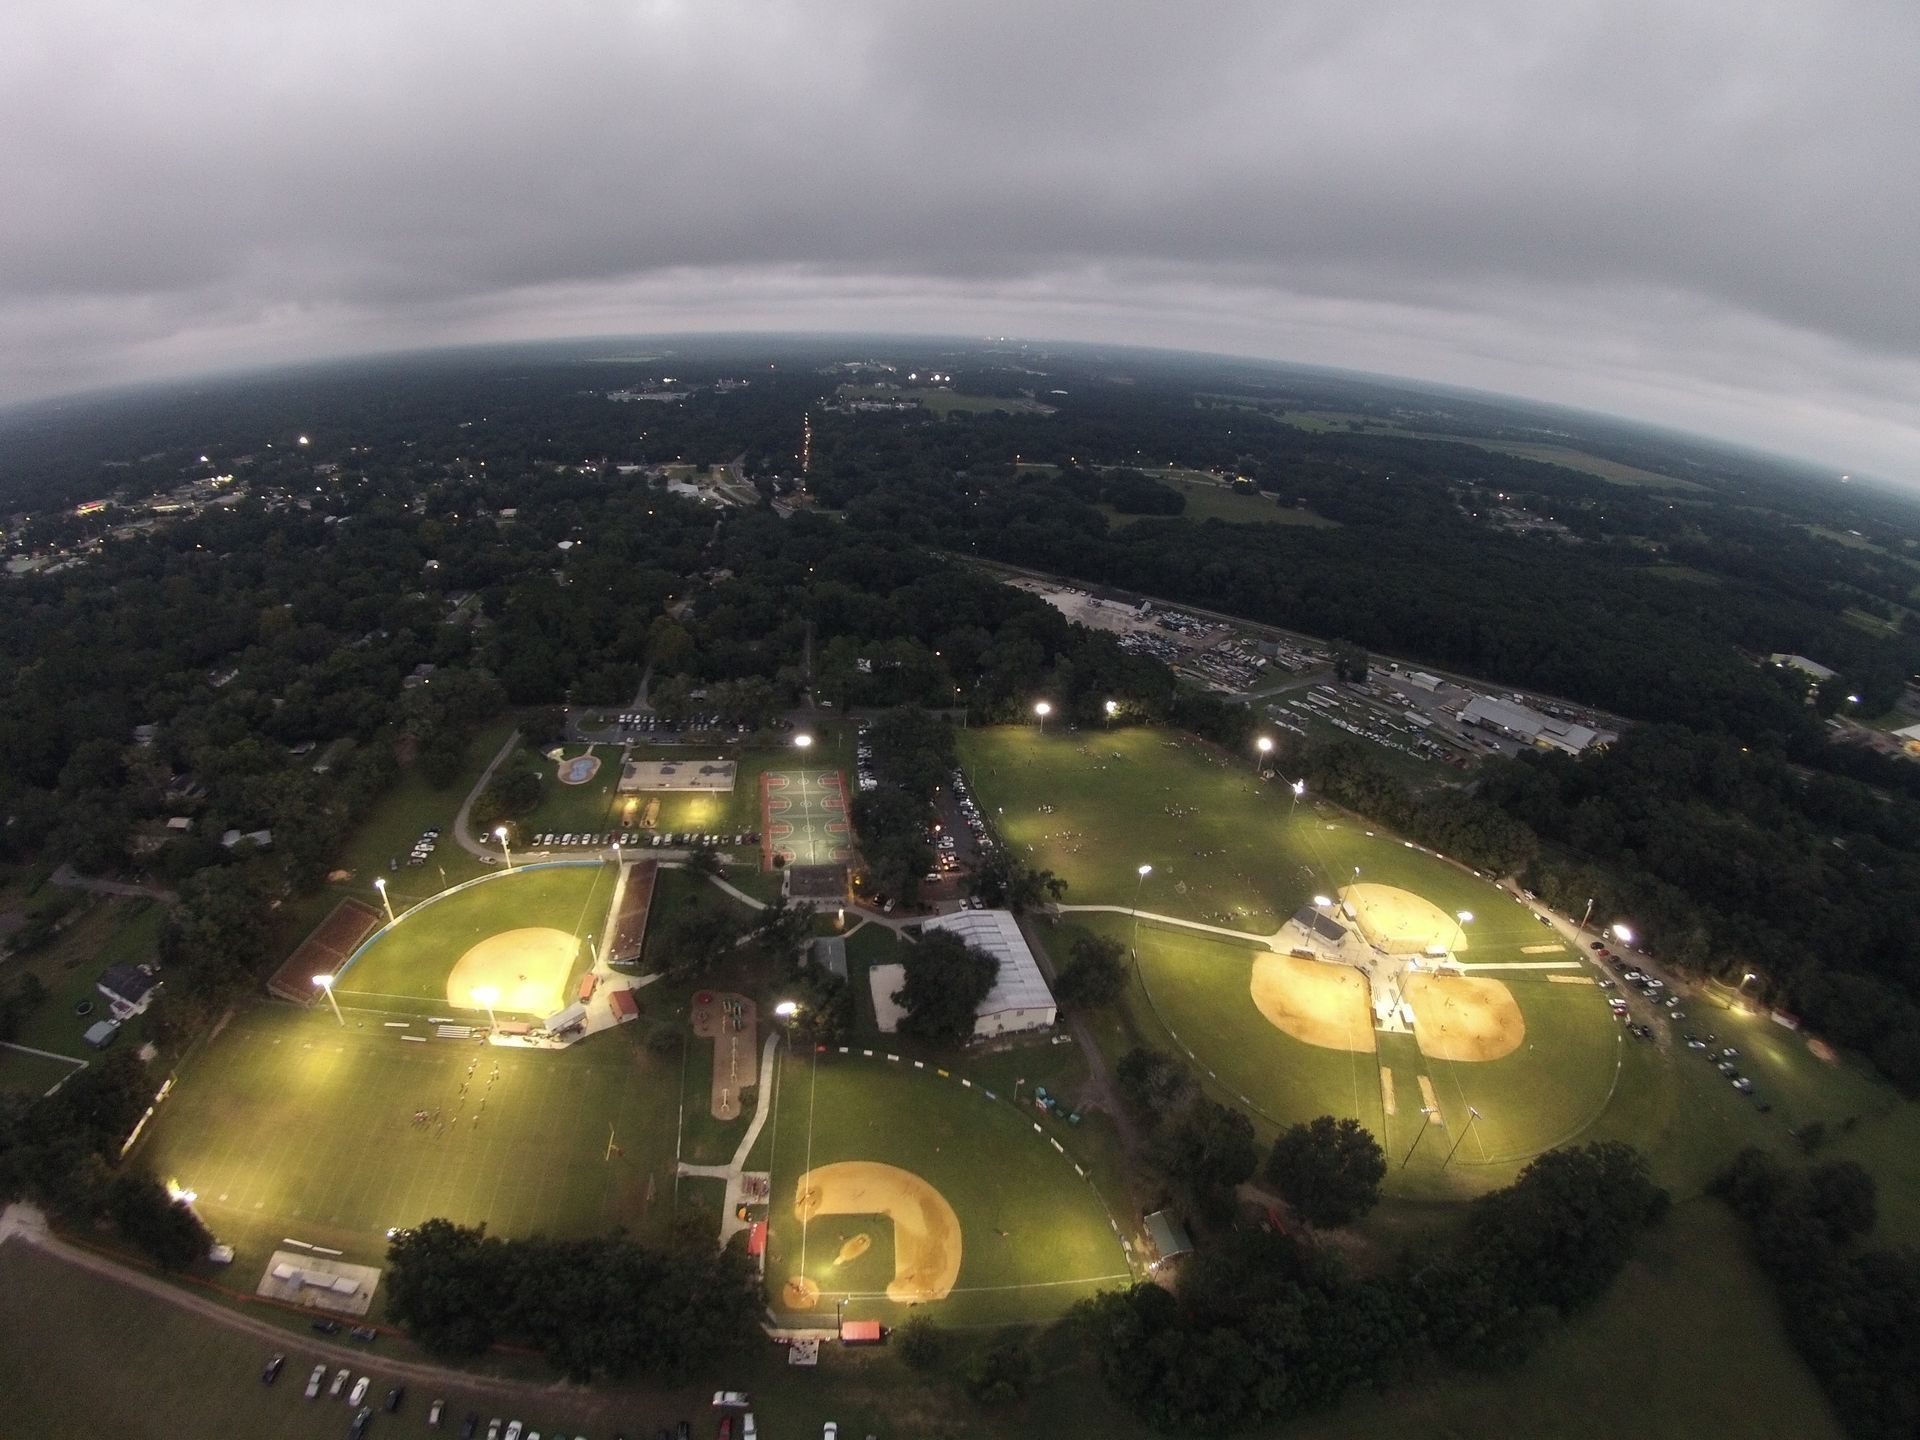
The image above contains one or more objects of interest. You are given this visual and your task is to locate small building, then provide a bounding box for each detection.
[839,1319,884,1346]
[608,988,640,1023]
[97,964,160,1019]
[1770,653,1837,682]
[164,816,194,833]
[221,827,273,850]
[1457,694,1608,755]
[1144,1209,1194,1265]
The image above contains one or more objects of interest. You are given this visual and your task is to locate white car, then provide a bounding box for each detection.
[305,1364,327,1400]
[505,1423,523,1440]
[743,1415,757,1440]
[330,1368,350,1398]
[822,1424,838,1440]
[349,1376,370,1406]
[713,1391,751,1409]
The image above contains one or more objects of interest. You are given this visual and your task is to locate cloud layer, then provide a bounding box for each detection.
[5,0,1917,476]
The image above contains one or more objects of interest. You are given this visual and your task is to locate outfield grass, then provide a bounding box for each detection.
[764,1049,1132,1326]
[1103,474,1340,529]
[135,1003,685,1291]
[334,861,615,1014]
[0,1044,85,1097]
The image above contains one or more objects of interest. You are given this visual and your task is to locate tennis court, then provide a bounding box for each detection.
[761,768,851,868]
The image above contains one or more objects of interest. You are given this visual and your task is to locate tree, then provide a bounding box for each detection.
[892,930,997,1046]
[963,1339,1034,1405]
[1053,931,1128,1010]
[1145,1097,1257,1225]
[897,1314,945,1371]
[105,1171,212,1269]
[1266,1116,1388,1228]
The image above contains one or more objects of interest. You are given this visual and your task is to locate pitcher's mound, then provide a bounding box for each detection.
[445,927,578,1017]
[1250,953,1375,1053]
[1404,972,1524,1061]
[1340,883,1470,955]
[832,1234,872,1268]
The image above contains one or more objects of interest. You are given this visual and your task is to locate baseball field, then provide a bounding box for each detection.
[330,861,615,1018]
[964,725,1623,1189]
[763,1049,1132,1327]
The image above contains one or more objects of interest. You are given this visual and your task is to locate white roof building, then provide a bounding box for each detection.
[1770,653,1837,682]
[918,908,1058,1039]
[1458,695,1610,755]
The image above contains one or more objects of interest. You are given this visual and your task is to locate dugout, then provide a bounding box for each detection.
[839,1319,884,1346]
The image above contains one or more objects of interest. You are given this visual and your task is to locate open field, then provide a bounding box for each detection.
[1448,439,1704,489]
[0,1044,86,1097]
[1103,473,1339,528]
[134,1002,685,1287]
[332,862,614,1016]
[764,1049,1131,1326]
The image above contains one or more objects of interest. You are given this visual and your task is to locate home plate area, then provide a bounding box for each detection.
[761,769,850,868]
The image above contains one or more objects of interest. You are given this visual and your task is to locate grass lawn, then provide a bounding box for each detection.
[333,861,616,1016]
[2,895,165,1058]
[764,1049,1132,1327]
[1104,474,1339,528]
[134,1001,686,1293]
[0,1044,86,1096]
[276,718,518,943]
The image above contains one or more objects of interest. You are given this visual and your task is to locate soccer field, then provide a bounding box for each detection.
[332,861,615,1018]
[135,1004,684,1294]
[764,1049,1132,1327]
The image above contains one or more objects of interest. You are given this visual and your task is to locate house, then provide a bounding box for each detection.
[221,828,273,850]
[97,964,160,1019]
[1770,653,1837,682]
[164,816,194,833]
[403,662,437,689]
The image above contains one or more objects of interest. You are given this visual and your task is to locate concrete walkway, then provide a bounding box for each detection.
[1053,902,1278,949]
[679,1030,783,1246]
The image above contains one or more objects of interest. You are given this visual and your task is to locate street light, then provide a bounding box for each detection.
[1289,777,1306,819]
[472,985,499,1032]
[1255,736,1272,774]
[1104,699,1118,727]
[374,875,394,923]
[794,733,813,751]
[1611,923,1634,946]
[1132,863,1152,958]
[773,1000,799,1019]
[1034,701,1052,732]
[494,826,514,870]
[312,974,344,1026]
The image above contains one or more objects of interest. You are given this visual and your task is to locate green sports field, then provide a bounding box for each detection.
[764,1049,1132,1327]
[332,861,615,1017]
[134,1003,684,1291]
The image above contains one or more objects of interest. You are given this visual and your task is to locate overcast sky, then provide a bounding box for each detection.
[5,0,1917,478]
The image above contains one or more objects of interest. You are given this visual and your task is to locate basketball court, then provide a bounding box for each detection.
[761,768,850,868]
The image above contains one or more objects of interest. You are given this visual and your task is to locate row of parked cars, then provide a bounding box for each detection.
[947,768,993,853]
[397,827,441,868]
[855,728,879,792]
[529,830,758,850]
[612,712,753,739]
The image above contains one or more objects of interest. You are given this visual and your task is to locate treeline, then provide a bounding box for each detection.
[0,1050,211,1268]
[384,1217,762,1381]
[1713,1151,1918,1440]
[1074,1141,1668,1435]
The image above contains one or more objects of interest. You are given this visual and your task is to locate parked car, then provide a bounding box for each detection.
[386,1384,406,1413]
[713,1392,751,1409]
[305,1364,327,1399]
[428,1398,445,1428]
[349,1376,370,1406]
[312,1319,344,1335]
[349,1407,374,1440]
[330,1368,350,1398]
[262,1353,285,1384]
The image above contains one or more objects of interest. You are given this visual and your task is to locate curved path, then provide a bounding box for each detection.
[451,728,524,860]
[678,1031,783,1245]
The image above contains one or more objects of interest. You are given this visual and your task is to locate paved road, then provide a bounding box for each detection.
[451,728,523,860]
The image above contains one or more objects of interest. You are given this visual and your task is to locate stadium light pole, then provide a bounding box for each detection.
[1132,864,1152,959]
[1578,896,1594,937]
[495,826,514,871]
[1255,735,1272,774]
[1034,701,1051,732]
[1611,922,1634,947]
[312,974,344,1026]
[1104,699,1118,728]
[1289,777,1306,819]
[473,985,499,1033]
[1401,1106,1439,1168]
[374,876,394,923]
[1441,1106,1482,1168]
[794,733,813,752]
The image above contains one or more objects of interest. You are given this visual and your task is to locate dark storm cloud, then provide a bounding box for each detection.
[3,0,1917,474]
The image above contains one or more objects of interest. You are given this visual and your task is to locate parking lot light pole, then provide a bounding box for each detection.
[374,876,394,923]
[1034,701,1051,732]
[1255,735,1272,774]
[312,974,344,1026]
[495,826,514,870]
[1104,699,1118,728]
